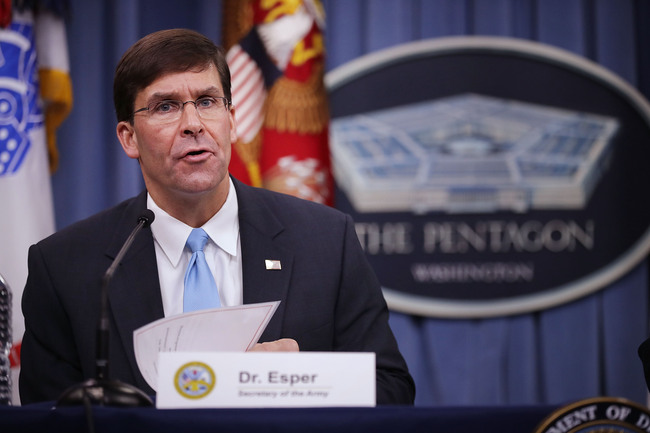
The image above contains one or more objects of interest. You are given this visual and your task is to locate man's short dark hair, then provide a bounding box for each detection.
[113,28,232,123]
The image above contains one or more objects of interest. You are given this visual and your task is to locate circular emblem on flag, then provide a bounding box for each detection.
[174,361,216,399]
[0,21,44,176]
[327,36,650,318]
[533,396,650,433]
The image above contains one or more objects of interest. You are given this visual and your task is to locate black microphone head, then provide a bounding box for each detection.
[138,209,155,228]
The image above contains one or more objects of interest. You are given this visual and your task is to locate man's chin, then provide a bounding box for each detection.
[174,175,229,196]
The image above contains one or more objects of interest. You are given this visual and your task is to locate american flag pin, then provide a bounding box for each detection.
[265,260,282,270]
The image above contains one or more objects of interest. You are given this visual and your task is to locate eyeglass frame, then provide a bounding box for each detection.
[131,96,232,121]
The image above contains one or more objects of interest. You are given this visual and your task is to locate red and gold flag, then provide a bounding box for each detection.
[223,0,332,205]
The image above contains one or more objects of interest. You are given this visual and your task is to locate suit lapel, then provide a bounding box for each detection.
[234,179,293,342]
[105,192,164,385]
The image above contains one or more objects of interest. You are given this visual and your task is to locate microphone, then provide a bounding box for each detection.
[57,210,155,407]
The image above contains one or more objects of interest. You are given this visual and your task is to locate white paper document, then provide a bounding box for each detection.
[133,301,279,391]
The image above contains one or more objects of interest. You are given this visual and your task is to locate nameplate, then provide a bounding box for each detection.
[156,352,376,408]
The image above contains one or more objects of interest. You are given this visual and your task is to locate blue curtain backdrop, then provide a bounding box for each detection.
[53,0,650,406]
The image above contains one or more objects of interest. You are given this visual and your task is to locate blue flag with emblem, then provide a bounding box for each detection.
[0,3,72,404]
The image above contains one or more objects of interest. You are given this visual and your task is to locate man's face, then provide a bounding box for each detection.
[117,64,236,207]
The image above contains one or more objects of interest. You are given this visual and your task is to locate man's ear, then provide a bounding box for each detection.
[229,106,238,144]
[116,121,140,159]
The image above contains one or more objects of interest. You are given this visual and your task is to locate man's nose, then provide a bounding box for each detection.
[180,102,203,135]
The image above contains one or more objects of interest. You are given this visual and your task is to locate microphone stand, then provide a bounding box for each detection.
[57,212,155,407]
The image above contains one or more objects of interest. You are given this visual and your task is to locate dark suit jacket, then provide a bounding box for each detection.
[20,178,415,405]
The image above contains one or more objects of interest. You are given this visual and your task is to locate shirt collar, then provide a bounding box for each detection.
[147,178,239,267]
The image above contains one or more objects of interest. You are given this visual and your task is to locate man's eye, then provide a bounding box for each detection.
[153,101,179,113]
[196,97,216,108]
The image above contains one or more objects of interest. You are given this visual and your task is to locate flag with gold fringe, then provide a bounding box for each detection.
[223,0,333,205]
[0,0,72,404]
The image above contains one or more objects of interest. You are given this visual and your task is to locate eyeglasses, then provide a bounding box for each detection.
[132,96,231,123]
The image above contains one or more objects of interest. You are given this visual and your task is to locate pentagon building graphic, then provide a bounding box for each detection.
[330,94,619,214]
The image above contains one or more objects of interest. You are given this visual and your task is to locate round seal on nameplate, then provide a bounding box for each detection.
[534,396,650,433]
[174,361,216,399]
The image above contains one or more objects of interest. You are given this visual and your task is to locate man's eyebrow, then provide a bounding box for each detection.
[145,86,223,103]
[195,86,223,96]
[145,92,177,103]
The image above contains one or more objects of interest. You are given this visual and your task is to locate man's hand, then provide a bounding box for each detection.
[249,338,299,352]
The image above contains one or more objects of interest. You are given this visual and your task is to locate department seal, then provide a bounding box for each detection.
[534,396,650,433]
[174,361,216,399]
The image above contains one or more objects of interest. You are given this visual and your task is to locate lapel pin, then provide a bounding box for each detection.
[265,259,282,270]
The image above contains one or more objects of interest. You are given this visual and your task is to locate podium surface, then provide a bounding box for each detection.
[1,403,555,433]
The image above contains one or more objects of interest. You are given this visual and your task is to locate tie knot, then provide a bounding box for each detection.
[186,228,209,253]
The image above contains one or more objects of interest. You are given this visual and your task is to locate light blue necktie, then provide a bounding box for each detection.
[183,228,221,312]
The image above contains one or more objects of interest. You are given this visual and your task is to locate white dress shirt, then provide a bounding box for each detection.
[147,178,243,316]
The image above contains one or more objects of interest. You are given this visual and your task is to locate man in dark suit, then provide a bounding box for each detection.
[19,29,414,405]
